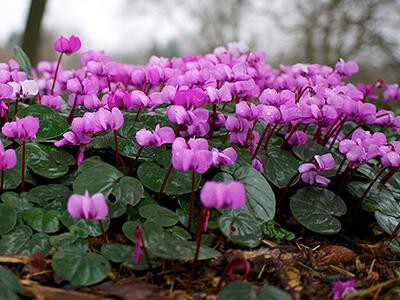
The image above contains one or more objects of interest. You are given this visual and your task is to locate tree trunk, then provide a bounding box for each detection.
[21,0,48,65]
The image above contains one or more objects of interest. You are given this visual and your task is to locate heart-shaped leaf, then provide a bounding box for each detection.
[218,282,292,300]
[219,210,262,247]
[149,239,220,260]
[13,45,33,79]
[3,147,35,190]
[0,204,17,234]
[60,212,110,238]
[290,187,346,234]
[111,176,143,206]
[374,212,400,252]
[23,207,61,233]
[50,233,89,252]
[0,265,22,300]
[292,140,330,161]
[73,160,123,196]
[27,184,71,205]
[139,204,179,227]
[137,161,201,196]
[347,181,400,216]
[18,105,69,140]
[25,142,75,179]
[52,250,111,286]
[19,233,51,256]
[262,147,300,188]
[1,192,32,212]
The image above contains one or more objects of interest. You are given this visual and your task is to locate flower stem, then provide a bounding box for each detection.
[188,170,196,231]
[50,53,63,95]
[356,167,386,210]
[280,121,301,149]
[208,104,217,138]
[21,140,26,193]
[14,99,19,119]
[252,124,270,159]
[139,229,153,273]
[380,168,397,185]
[98,220,109,244]
[0,169,4,194]
[113,130,120,166]
[188,206,207,292]
[159,164,173,195]
[329,118,346,150]
[264,124,277,151]
[388,222,400,244]
[135,107,142,122]
[67,93,78,124]
[135,146,144,163]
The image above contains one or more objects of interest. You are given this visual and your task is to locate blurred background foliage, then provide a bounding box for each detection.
[1,0,399,83]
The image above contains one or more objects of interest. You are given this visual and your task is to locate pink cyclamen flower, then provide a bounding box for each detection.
[335,59,359,77]
[172,137,212,174]
[8,80,39,99]
[135,124,175,147]
[332,279,356,300]
[53,35,81,55]
[94,107,124,131]
[298,153,335,187]
[67,191,108,220]
[200,181,246,209]
[0,140,16,170]
[40,95,62,110]
[134,225,143,263]
[0,83,13,99]
[252,158,264,173]
[211,147,237,167]
[2,116,40,140]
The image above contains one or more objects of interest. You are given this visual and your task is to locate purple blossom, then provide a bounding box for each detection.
[335,59,359,77]
[332,279,356,300]
[0,140,16,170]
[298,153,335,187]
[200,181,246,209]
[171,137,212,174]
[211,147,237,167]
[54,35,81,55]
[41,95,62,110]
[252,158,264,173]
[67,191,108,220]
[135,125,175,147]
[2,116,40,140]
[94,107,124,131]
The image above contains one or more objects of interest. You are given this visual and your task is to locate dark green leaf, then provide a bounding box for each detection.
[219,210,262,247]
[218,282,257,300]
[0,204,17,234]
[19,233,51,256]
[50,233,88,252]
[23,208,60,233]
[52,250,111,286]
[149,239,220,260]
[25,142,75,179]
[0,265,22,300]
[18,105,69,140]
[139,204,178,227]
[111,176,143,206]
[26,184,70,205]
[13,45,33,79]
[137,161,201,196]
[375,212,400,252]
[1,192,32,212]
[290,187,346,234]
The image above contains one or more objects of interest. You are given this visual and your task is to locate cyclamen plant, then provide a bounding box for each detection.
[0,35,400,297]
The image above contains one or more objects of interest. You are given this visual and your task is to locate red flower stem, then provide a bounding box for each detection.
[159,164,173,195]
[277,172,299,210]
[252,124,270,159]
[338,163,355,194]
[14,99,19,119]
[221,102,228,112]
[188,206,207,292]
[188,170,196,231]
[98,220,109,244]
[222,131,229,144]
[244,121,257,147]
[135,107,142,122]
[355,167,387,210]
[322,116,343,145]
[380,168,397,185]
[113,130,120,166]
[280,121,301,149]
[264,124,277,151]
[21,140,26,193]
[50,52,63,95]
[0,169,4,194]
[107,76,112,92]
[67,93,78,124]
[313,122,322,142]
[135,146,144,163]
[139,232,153,273]
[329,118,346,150]
[208,104,217,138]
[335,157,347,177]
[388,222,400,244]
